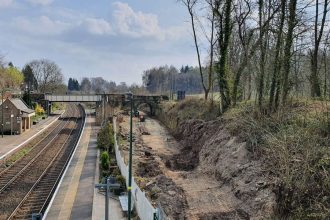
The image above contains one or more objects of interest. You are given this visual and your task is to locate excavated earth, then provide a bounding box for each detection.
[168,119,276,219]
[118,115,275,220]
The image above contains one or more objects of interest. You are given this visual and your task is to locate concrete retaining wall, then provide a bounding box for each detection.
[113,118,156,220]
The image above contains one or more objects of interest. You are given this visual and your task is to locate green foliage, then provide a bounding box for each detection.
[68,77,80,91]
[100,151,110,171]
[97,122,115,152]
[51,102,64,112]
[6,66,24,87]
[22,64,38,90]
[116,175,126,187]
[0,65,24,89]
[34,103,45,115]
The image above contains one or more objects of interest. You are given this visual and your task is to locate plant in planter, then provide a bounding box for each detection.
[113,175,126,195]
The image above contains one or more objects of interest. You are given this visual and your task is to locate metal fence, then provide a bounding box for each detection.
[113,118,156,220]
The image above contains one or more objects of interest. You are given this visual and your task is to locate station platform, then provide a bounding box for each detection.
[0,112,63,160]
[45,113,98,220]
[45,112,125,220]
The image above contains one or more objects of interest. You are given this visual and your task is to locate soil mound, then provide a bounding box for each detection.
[168,119,275,219]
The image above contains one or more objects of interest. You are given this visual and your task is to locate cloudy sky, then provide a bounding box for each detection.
[0,0,200,84]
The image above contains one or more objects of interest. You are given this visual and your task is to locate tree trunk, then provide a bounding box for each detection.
[281,0,297,104]
[183,0,211,100]
[310,0,328,97]
[217,0,232,111]
[269,0,286,111]
[257,0,266,110]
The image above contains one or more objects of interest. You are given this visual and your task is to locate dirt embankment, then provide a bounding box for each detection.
[162,118,276,219]
[118,111,276,219]
[117,115,187,220]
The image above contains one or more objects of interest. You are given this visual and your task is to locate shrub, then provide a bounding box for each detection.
[100,151,110,171]
[35,104,45,115]
[97,122,115,152]
[116,175,126,187]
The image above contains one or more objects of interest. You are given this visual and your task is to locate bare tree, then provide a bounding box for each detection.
[269,0,287,111]
[80,77,92,94]
[181,0,215,100]
[281,0,298,104]
[310,0,329,97]
[27,59,64,93]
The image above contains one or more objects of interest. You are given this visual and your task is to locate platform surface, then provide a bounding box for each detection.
[46,114,98,220]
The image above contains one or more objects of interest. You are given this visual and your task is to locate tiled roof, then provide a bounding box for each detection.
[1,98,35,114]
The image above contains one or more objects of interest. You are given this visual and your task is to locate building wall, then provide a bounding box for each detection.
[0,100,21,134]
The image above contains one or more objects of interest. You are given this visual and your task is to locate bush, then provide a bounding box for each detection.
[97,122,115,152]
[35,104,45,115]
[100,151,110,171]
[116,175,126,187]
[113,175,126,195]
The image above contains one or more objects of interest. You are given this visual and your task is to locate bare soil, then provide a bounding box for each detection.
[117,115,275,220]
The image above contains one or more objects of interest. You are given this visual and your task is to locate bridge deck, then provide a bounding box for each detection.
[45,95,102,102]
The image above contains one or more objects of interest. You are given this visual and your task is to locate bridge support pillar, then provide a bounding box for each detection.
[46,100,52,115]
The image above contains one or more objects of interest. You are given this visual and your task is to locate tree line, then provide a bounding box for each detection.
[176,0,330,112]
[78,77,143,94]
[0,56,66,94]
[142,65,218,95]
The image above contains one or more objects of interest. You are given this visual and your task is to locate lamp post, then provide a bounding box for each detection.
[1,89,4,138]
[10,111,13,135]
[126,92,133,220]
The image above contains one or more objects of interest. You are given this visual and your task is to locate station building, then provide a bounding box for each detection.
[0,98,35,134]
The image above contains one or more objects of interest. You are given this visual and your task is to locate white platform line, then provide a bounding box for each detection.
[0,113,64,161]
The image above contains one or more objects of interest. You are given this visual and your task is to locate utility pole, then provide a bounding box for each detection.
[127,92,133,220]
[1,89,4,138]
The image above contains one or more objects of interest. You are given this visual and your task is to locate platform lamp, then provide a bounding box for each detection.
[125,91,134,220]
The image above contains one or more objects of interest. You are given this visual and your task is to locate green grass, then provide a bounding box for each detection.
[5,148,32,167]
[32,113,47,123]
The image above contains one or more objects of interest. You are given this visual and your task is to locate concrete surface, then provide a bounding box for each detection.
[0,112,63,159]
[46,114,97,220]
[92,149,125,220]
[44,110,125,220]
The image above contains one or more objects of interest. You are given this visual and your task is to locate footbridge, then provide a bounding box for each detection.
[37,93,168,125]
[44,94,102,102]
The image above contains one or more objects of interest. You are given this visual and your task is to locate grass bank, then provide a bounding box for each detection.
[156,98,220,131]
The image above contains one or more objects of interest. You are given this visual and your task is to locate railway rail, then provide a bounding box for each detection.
[0,104,85,220]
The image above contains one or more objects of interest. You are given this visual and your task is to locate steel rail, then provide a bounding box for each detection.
[7,105,84,220]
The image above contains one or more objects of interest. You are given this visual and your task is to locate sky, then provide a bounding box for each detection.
[0,0,200,85]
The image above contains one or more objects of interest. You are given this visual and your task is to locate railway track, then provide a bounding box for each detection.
[0,104,85,220]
